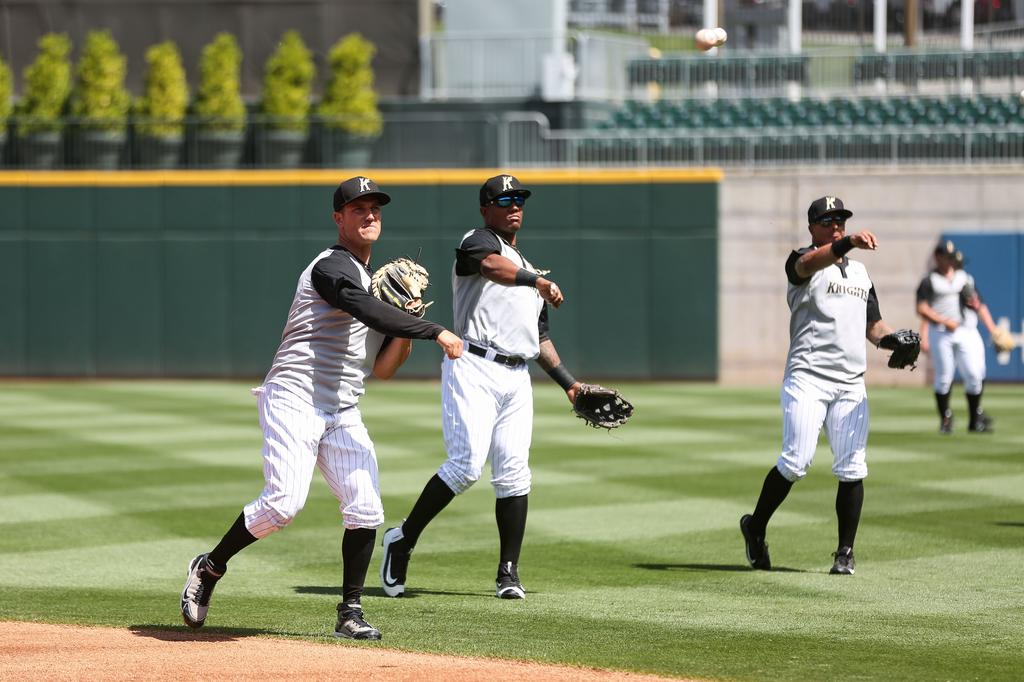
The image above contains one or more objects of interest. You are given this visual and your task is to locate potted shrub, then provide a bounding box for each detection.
[14,33,72,168]
[134,41,188,168]
[0,55,11,165]
[257,30,315,167]
[316,33,382,167]
[192,32,246,168]
[68,29,131,169]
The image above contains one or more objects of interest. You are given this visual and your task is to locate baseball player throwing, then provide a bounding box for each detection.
[179,176,463,640]
[916,240,996,434]
[379,174,588,599]
[740,196,918,576]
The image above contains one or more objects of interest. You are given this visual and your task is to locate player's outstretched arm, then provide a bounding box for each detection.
[794,230,878,279]
[435,330,463,359]
[975,301,998,335]
[536,338,581,403]
[313,258,448,340]
[479,253,564,308]
[536,338,635,428]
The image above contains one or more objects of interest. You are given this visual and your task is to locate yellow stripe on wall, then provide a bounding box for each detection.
[0,167,722,187]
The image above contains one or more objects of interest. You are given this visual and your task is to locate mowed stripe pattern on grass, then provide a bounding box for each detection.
[0,380,1021,681]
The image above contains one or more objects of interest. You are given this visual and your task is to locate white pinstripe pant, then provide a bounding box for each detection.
[437,351,533,498]
[930,324,986,394]
[243,383,383,538]
[776,371,869,483]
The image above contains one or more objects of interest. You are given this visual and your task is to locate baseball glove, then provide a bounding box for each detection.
[991,327,1016,353]
[573,384,634,430]
[879,329,921,370]
[370,257,432,318]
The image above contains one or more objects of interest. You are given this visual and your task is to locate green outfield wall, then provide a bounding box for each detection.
[0,169,720,379]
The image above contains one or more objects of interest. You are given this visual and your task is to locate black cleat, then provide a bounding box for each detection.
[939,411,953,435]
[495,561,525,599]
[334,603,382,640]
[740,514,771,570]
[968,412,993,433]
[180,553,225,628]
[830,547,856,575]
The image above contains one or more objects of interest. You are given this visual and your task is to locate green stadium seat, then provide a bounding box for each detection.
[593,93,1023,165]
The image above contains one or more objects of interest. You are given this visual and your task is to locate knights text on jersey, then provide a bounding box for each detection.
[452,228,546,359]
[784,249,881,385]
[915,270,977,327]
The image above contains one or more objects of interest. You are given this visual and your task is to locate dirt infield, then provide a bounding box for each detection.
[0,621,682,681]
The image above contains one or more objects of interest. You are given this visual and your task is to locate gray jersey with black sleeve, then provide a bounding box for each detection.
[263,245,445,412]
[784,247,882,386]
[452,228,547,359]
[915,270,977,326]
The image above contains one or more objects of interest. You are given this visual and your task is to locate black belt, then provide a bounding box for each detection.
[467,343,526,368]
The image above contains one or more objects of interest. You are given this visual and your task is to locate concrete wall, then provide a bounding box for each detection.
[719,167,1024,386]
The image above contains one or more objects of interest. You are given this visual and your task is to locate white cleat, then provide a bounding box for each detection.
[380,526,410,597]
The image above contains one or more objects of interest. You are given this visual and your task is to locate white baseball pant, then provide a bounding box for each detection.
[776,371,869,483]
[929,324,986,394]
[437,351,533,498]
[243,382,384,538]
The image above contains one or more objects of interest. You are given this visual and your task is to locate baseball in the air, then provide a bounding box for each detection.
[696,27,727,51]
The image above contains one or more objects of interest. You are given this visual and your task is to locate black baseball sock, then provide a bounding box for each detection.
[750,466,794,536]
[208,512,258,571]
[400,474,456,549]
[495,494,528,566]
[341,527,376,605]
[836,480,864,550]
[966,391,982,427]
[935,391,951,418]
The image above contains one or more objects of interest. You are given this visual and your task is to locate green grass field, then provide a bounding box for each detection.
[1,380,1022,680]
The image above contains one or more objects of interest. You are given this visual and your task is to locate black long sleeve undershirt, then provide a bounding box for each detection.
[311,247,444,341]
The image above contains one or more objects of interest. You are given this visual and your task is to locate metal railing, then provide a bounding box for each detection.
[4,108,1023,170]
[568,0,672,33]
[625,48,1024,98]
[974,21,1024,49]
[497,111,1024,166]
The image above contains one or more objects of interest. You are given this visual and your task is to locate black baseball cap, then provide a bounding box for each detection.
[479,174,532,206]
[333,176,391,211]
[807,196,853,224]
[935,239,956,256]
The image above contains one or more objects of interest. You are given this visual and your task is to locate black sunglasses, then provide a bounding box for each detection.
[492,195,527,208]
[818,216,846,227]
